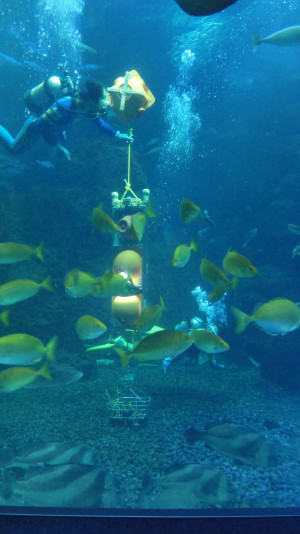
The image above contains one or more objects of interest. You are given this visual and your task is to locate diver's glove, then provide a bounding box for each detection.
[58,144,71,160]
[115,131,134,142]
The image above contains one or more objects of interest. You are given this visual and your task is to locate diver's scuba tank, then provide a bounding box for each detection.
[24,74,74,115]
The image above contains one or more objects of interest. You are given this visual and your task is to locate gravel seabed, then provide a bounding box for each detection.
[0,358,299,511]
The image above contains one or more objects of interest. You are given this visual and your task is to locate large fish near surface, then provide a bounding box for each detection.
[173,0,238,16]
[0,441,102,469]
[0,464,123,508]
[141,464,233,509]
[253,26,300,48]
[184,423,279,467]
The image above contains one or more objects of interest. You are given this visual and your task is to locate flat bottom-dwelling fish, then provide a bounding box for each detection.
[1,464,109,507]
[184,423,279,467]
[0,441,103,469]
[141,464,233,509]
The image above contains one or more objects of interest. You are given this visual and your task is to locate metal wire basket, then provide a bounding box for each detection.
[106,388,151,423]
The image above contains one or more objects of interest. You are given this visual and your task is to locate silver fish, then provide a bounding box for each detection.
[253,26,300,48]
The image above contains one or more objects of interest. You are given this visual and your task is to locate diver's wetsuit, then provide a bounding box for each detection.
[0,94,117,154]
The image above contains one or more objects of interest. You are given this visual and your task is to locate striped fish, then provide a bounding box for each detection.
[2,464,109,507]
[0,442,102,469]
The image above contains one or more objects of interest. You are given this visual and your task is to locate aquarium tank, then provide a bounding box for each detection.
[0,0,299,520]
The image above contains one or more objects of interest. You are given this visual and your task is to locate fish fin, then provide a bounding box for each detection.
[38,362,52,381]
[159,296,166,311]
[252,35,260,52]
[114,347,131,369]
[41,275,54,292]
[35,242,44,262]
[145,202,156,218]
[0,310,10,327]
[45,336,58,362]
[231,307,250,334]
[190,237,200,254]
[97,202,104,210]
[231,277,239,291]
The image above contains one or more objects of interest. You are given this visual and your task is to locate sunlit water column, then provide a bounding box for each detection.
[36,0,85,77]
[159,49,201,187]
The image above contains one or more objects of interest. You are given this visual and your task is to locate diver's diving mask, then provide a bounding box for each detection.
[98,92,109,116]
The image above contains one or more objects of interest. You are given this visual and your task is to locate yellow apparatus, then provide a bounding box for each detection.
[107,70,155,123]
[107,70,154,329]
[112,249,143,328]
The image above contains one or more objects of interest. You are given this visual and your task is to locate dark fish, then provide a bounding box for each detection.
[184,423,278,467]
[173,0,238,16]
[1,464,110,507]
[141,464,233,509]
[0,441,102,469]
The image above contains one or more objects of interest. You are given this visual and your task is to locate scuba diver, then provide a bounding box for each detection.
[0,78,133,160]
[24,74,75,116]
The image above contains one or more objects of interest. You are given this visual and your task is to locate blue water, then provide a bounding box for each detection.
[0,0,299,514]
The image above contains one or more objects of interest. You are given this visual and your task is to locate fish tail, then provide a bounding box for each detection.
[190,237,200,254]
[145,202,156,218]
[159,296,166,311]
[38,361,52,381]
[41,275,54,292]
[35,242,44,262]
[231,277,239,291]
[45,336,58,362]
[231,307,250,334]
[252,35,260,52]
[0,310,10,327]
[114,347,131,369]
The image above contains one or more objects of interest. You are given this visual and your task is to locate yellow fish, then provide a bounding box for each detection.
[231,298,300,335]
[0,334,57,365]
[92,203,119,233]
[209,285,230,302]
[192,329,230,353]
[131,203,156,241]
[0,362,51,392]
[0,242,43,264]
[115,329,193,368]
[222,248,258,279]
[64,270,98,298]
[91,271,140,298]
[200,258,230,287]
[179,198,201,224]
[0,276,53,305]
[0,310,9,327]
[136,296,166,333]
[75,315,107,341]
[172,237,199,267]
